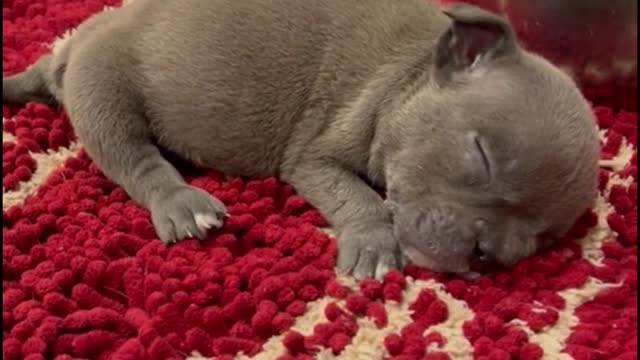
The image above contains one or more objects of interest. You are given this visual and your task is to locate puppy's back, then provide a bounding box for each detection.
[61,0,447,176]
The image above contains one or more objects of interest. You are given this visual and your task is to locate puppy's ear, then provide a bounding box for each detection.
[434,4,518,82]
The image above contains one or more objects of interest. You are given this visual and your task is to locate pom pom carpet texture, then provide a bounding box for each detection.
[2,0,637,359]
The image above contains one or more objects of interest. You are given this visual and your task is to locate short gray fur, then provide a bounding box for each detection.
[2,0,600,279]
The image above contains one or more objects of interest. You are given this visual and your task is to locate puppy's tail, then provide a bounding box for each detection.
[2,54,64,105]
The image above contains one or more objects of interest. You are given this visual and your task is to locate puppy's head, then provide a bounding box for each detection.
[385,4,600,274]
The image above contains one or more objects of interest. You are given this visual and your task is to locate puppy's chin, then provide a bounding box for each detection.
[401,246,470,275]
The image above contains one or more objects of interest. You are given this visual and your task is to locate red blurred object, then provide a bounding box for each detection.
[445,0,638,111]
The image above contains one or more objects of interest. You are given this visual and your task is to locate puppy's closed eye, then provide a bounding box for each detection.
[462,132,492,186]
[473,134,491,179]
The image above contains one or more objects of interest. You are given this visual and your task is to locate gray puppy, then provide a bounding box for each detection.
[2,0,599,279]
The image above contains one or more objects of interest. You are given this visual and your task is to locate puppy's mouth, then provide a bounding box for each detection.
[401,245,471,275]
[401,242,504,278]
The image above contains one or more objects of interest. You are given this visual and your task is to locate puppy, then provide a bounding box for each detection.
[2,0,600,279]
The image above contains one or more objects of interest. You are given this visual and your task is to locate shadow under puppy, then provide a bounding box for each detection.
[2,0,600,279]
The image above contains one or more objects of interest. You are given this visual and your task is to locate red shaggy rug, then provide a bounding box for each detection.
[2,1,637,360]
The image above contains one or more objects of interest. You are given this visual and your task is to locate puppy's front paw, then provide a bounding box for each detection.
[336,222,401,280]
[150,185,226,244]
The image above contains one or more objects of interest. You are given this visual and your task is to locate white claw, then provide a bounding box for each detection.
[353,270,368,281]
[375,262,390,281]
[194,213,221,233]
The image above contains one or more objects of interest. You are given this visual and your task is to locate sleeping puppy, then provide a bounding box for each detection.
[2,0,599,279]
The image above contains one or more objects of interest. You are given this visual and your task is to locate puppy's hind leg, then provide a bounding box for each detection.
[63,51,226,244]
[2,54,61,104]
